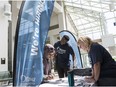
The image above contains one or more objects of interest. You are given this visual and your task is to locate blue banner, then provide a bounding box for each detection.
[13,0,54,86]
[59,30,83,68]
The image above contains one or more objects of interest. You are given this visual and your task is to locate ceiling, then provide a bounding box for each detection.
[64,0,116,40]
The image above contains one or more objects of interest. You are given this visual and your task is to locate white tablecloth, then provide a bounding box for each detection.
[39,76,93,87]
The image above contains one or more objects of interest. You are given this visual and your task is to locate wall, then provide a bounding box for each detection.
[0,1,9,71]
[48,1,66,45]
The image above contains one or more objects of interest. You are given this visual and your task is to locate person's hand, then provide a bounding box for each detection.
[44,75,54,80]
[84,77,95,83]
[47,75,54,80]
[84,76,93,79]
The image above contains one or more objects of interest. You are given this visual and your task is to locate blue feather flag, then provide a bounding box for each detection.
[13,0,54,86]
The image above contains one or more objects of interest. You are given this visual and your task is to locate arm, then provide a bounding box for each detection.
[44,60,54,80]
[72,54,75,68]
[93,62,100,81]
[72,54,75,62]
[85,69,94,79]
[53,43,58,58]
[69,46,75,68]
[85,62,100,83]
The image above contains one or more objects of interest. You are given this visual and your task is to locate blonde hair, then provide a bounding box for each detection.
[77,36,94,49]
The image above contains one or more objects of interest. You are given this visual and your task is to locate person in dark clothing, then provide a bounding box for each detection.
[54,35,75,78]
[43,44,55,80]
[77,36,116,86]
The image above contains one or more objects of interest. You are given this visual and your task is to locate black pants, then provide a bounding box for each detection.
[57,66,70,78]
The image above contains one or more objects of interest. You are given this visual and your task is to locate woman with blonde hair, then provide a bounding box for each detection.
[77,36,116,86]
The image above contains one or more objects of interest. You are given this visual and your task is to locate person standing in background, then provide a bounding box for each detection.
[77,36,116,86]
[43,44,55,80]
[54,35,75,78]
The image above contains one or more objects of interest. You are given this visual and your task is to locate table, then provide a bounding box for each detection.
[39,76,93,87]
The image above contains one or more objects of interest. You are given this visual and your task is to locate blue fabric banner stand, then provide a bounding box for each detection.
[59,30,83,68]
[13,0,54,86]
